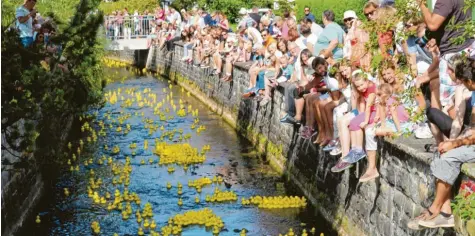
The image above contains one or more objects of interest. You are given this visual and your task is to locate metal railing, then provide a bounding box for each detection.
[104,15,157,40]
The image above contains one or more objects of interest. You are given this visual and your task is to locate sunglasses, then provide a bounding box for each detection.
[344,18,354,23]
[364,11,375,18]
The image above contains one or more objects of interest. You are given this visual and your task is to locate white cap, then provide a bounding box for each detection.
[239,8,247,15]
[343,10,357,20]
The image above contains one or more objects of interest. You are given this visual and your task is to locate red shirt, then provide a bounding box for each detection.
[362,82,377,112]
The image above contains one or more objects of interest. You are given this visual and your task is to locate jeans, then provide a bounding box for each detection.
[183,43,193,58]
[20,37,33,47]
[280,82,297,117]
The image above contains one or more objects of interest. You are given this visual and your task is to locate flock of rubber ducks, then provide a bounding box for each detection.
[241,196,308,209]
[38,61,322,236]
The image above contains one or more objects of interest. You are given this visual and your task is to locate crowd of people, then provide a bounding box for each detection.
[15,0,475,232]
[148,1,474,231]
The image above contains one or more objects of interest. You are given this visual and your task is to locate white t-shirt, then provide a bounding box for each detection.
[16,5,33,38]
[246,27,263,45]
[296,34,318,50]
[311,23,323,39]
[324,75,340,92]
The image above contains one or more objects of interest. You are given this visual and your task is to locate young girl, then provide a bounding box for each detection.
[331,72,378,172]
[361,83,412,182]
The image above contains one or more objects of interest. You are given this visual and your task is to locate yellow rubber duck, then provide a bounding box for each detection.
[167,182,172,189]
[195,196,200,203]
[240,229,247,236]
[138,227,145,236]
[150,220,157,229]
[177,198,183,206]
[35,215,41,224]
[64,188,69,196]
[302,229,308,236]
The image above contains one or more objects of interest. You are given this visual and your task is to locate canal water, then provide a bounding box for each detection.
[19,70,334,236]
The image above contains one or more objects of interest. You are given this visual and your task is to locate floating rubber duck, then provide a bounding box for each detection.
[240,229,247,236]
[64,188,69,196]
[35,215,41,224]
[138,227,144,236]
[177,198,183,206]
[167,182,172,189]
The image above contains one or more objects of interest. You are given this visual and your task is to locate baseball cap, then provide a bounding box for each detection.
[343,10,357,20]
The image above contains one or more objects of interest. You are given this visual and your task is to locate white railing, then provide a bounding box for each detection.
[104,15,157,40]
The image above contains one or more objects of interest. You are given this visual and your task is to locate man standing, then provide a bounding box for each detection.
[16,0,37,47]
[408,59,475,230]
[419,0,474,109]
[304,6,316,23]
[248,7,261,27]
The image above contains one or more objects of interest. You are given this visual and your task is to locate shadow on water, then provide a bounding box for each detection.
[18,69,336,236]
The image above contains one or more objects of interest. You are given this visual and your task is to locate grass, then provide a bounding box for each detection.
[295,0,366,25]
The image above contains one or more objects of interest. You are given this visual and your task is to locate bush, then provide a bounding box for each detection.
[295,0,366,25]
[99,0,160,14]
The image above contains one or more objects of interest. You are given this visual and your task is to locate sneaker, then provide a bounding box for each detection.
[280,114,300,125]
[341,148,357,162]
[331,159,353,173]
[242,91,255,99]
[408,210,432,230]
[424,144,437,153]
[330,144,342,156]
[300,126,313,139]
[415,123,433,139]
[418,214,454,228]
[350,149,367,163]
[323,140,338,152]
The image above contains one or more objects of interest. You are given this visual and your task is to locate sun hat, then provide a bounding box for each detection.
[343,10,357,20]
[239,8,247,15]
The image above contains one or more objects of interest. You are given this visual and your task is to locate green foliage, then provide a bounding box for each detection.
[99,0,159,15]
[452,190,475,221]
[1,0,104,164]
[295,0,366,25]
[449,0,475,45]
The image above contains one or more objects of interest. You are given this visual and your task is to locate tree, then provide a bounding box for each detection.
[1,0,104,166]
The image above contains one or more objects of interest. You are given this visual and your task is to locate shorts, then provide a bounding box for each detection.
[430,145,475,185]
[21,37,33,47]
[348,111,376,131]
[333,102,350,138]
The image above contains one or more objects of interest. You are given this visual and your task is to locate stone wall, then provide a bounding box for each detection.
[110,44,475,236]
[1,115,74,236]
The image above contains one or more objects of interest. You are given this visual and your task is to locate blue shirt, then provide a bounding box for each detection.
[471,91,475,107]
[282,65,294,79]
[305,13,316,23]
[313,22,345,59]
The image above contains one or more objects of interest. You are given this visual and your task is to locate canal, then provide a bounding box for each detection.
[19,69,334,236]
